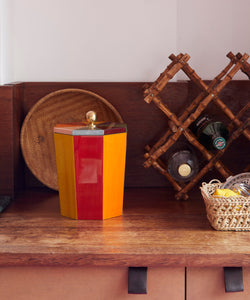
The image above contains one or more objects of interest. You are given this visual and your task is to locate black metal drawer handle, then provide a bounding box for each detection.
[128,267,147,294]
[224,267,244,293]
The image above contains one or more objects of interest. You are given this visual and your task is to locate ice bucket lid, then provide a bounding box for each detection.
[54,122,127,136]
[54,110,126,135]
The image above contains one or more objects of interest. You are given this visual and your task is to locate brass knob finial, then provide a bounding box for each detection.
[86,111,96,129]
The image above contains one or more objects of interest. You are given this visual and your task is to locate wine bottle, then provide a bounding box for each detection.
[191,115,229,150]
[167,147,199,183]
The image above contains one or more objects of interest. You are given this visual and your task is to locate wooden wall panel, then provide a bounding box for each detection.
[0,83,24,197]
[0,81,249,195]
[0,86,14,196]
[21,82,190,189]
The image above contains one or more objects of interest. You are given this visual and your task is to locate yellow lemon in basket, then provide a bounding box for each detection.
[213,189,240,197]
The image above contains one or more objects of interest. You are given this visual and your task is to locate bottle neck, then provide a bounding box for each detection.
[195,115,211,135]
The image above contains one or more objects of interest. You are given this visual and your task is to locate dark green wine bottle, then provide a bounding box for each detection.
[167,148,199,183]
[191,115,229,150]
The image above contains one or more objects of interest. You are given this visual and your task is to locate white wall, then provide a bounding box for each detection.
[177,0,250,81]
[1,0,250,84]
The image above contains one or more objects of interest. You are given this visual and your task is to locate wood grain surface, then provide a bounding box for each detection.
[1,188,250,267]
[20,88,123,190]
[0,84,24,197]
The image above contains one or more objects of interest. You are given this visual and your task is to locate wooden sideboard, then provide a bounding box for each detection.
[1,188,250,299]
[0,81,249,299]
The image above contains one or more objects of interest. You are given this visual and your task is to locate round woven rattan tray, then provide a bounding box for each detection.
[20,88,123,190]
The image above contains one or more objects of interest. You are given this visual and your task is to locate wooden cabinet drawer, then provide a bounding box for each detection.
[187,267,250,300]
[0,267,184,300]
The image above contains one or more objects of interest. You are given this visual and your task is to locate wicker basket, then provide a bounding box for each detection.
[200,180,250,231]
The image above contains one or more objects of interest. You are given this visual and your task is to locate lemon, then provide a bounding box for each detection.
[213,188,240,197]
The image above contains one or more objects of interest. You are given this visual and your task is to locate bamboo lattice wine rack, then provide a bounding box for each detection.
[143,52,250,200]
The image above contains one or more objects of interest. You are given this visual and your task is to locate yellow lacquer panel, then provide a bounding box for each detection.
[103,133,127,219]
[54,133,77,219]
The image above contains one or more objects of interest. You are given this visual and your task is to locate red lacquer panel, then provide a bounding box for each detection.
[73,136,103,219]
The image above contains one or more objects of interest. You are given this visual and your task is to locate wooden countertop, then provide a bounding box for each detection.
[0,187,250,267]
